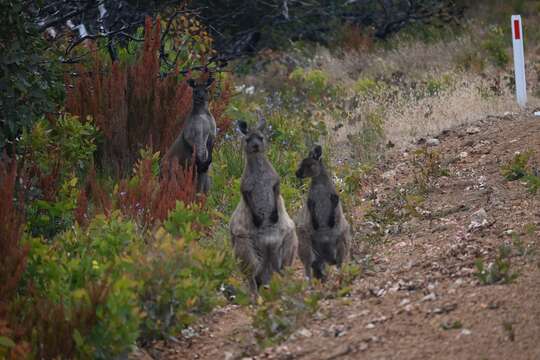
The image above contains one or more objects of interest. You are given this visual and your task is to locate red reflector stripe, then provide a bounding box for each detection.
[514,19,521,40]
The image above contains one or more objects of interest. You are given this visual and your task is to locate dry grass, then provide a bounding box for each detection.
[314,20,540,152]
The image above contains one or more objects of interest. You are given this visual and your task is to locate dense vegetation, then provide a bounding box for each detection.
[1,0,539,358]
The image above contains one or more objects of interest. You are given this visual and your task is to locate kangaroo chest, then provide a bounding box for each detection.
[242,159,279,220]
[308,184,336,229]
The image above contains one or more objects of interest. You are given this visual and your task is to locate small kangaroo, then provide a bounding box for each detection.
[229,112,298,298]
[295,145,350,280]
[162,77,216,193]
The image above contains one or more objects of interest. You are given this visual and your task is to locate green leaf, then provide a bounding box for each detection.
[0,336,16,348]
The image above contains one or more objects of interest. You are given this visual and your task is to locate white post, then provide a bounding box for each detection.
[511,15,527,108]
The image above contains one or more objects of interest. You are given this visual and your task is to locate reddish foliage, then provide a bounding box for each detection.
[0,156,31,359]
[65,17,193,173]
[86,167,112,216]
[74,188,89,226]
[210,76,234,138]
[0,156,28,306]
[80,159,199,226]
[116,159,199,225]
[16,280,111,359]
[340,24,374,52]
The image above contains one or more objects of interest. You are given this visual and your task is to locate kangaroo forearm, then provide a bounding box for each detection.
[242,190,263,227]
[307,199,319,230]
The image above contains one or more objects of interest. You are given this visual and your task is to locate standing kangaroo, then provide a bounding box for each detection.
[229,113,298,298]
[162,77,216,193]
[295,145,350,280]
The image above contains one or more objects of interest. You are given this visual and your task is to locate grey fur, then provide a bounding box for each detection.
[229,112,298,297]
[295,145,350,280]
[162,77,216,193]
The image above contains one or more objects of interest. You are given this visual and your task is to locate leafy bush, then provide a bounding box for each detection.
[482,26,510,68]
[164,201,212,241]
[135,224,237,344]
[0,0,64,151]
[23,213,141,358]
[501,150,540,194]
[20,114,97,178]
[355,78,384,96]
[501,151,533,181]
[19,114,98,237]
[289,68,334,101]
[253,272,320,347]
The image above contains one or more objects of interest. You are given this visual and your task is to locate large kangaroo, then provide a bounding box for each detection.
[295,145,350,280]
[162,77,216,193]
[229,113,298,298]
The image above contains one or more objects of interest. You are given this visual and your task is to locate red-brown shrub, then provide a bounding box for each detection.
[65,17,193,173]
[15,280,111,359]
[340,24,374,52]
[80,159,198,227]
[0,156,28,306]
[210,75,234,138]
[0,156,30,360]
[115,159,199,226]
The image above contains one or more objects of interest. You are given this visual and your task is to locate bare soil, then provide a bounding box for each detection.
[145,112,540,360]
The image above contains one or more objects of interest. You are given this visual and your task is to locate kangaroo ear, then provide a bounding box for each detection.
[188,79,196,88]
[237,120,249,135]
[256,110,266,131]
[205,77,215,89]
[310,145,322,160]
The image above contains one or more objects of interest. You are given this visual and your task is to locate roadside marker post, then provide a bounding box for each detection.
[511,15,527,108]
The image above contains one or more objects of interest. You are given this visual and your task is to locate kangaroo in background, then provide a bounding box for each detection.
[229,112,298,298]
[162,77,216,193]
[295,145,350,280]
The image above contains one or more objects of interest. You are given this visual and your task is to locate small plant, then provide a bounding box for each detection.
[501,150,540,194]
[253,271,320,347]
[441,320,463,330]
[502,321,515,342]
[501,151,532,181]
[412,147,448,192]
[135,227,236,344]
[318,263,362,298]
[475,245,518,285]
[348,110,385,164]
[354,78,384,97]
[482,26,510,68]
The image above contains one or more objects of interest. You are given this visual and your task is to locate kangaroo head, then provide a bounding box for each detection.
[188,77,214,106]
[238,112,267,155]
[296,145,323,178]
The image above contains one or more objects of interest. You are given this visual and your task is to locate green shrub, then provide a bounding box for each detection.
[20,114,97,177]
[253,271,320,347]
[501,151,533,181]
[348,110,385,164]
[23,213,141,358]
[354,78,383,96]
[0,0,64,151]
[425,74,453,97]
[289,68,333,100]
[135,227,237,343]
[482,26,510,68]
[164,201,212,242]
[26,176,80,239]
[21,114,98,237]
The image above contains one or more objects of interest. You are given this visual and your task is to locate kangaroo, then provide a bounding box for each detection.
[295,145,350,280]
[162,77,216,193]
[229,112,298,298]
